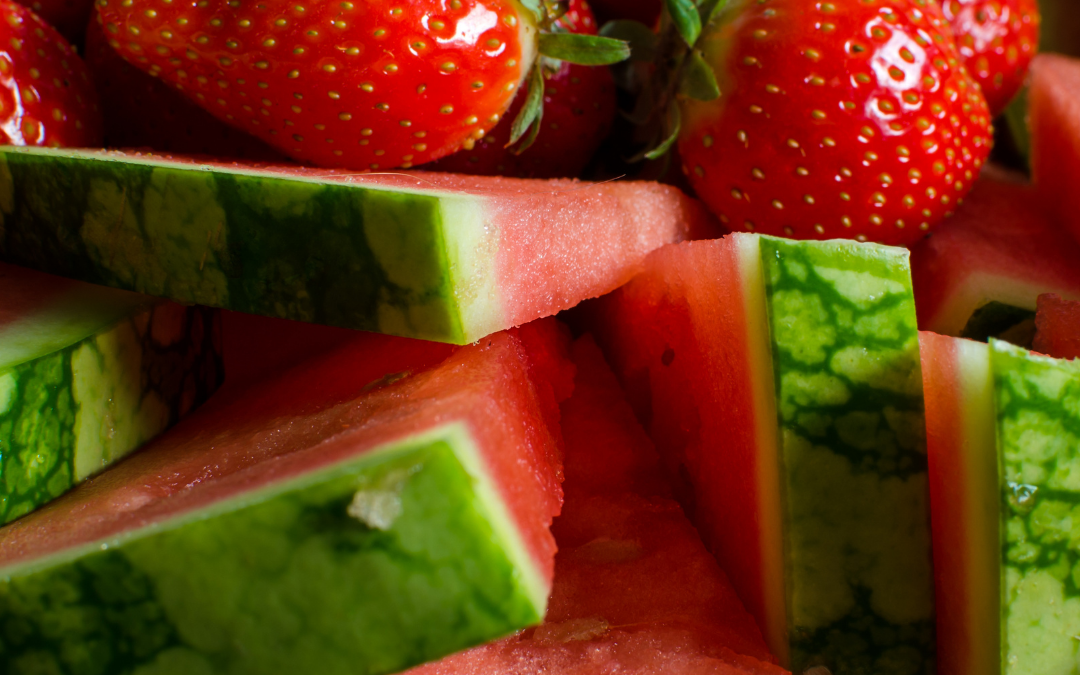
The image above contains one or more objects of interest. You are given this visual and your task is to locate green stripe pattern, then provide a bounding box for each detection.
[0,430,542,675]
[0,148,467,343]
[0,304,221,524]
[759,237,934,675]
[992,340,1080,675]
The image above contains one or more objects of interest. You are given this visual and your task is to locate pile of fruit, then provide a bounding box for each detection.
[1,0,1080,673]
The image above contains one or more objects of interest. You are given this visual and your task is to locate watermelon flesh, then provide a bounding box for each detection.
[0,147,717,345]
[586,234,934,674]
[1031,53,1080,246]
[0,323,569,674]
[0,262,221,525]
[1033,293,1080,359]
[910,172,1080,342]
[406,335,786,675]
[921,333,1080,675]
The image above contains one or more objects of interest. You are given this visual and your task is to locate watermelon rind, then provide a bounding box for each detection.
[0,421,547,675]
[991,340,1080,675]
[758,236,935,674]
[0,268,221,525]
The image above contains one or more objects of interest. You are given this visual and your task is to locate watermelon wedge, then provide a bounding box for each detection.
[406,335,786,675]
[921,333,1080,675]
[0,323,568,674]
[1033,293,1080,360]
[0,147,717,345]
[910,172,1080,343]
[1030,54,1080,246]
[587,234,933,674]
[0,262,221,525]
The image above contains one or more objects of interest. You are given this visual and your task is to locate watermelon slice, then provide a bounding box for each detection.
[406,335,786,675]
[921,333,1080,675]
[1033,293,1080,360]
[586,234,933,674]
[0,147,717,345]
[1030,54,1080,246]
[910,172,1080,343]
[0,262,221,525]
[0,323,568,674]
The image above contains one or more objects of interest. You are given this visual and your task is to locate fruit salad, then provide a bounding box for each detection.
[0,0,1078,674]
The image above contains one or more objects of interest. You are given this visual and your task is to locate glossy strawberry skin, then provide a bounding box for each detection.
[430,0,615,178]
[96,0,537,169]
[678,0,993,247]
[14,0,92,44]
[85,17,282,160]
[942,0,1040,116]
[0,0,101,146]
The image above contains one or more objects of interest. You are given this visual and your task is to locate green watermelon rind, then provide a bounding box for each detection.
[990,339,1080,675]
[0,303,221,525]
[757,236,935,675]
[0,147,505,345]
[0,421,547,675]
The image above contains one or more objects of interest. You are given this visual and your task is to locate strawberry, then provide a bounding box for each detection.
[429,0,616,178]
[0,0,101,146]
[673,0,993,246]
[85,17,283,160]
[13,0,92,44]
[94,0,628,170]
[942,0,1040,116]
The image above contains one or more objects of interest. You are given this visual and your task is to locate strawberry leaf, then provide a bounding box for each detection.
[600,20,658,62]
[508,66,546,152]
[698,0,731,25]
[665,0,701,47]
[643,104,682,161]
[538,33,631,65]
[518,0,544,25]
[679,49,720,101]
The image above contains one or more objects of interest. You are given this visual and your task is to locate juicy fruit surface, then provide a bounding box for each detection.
[992,341,1080,675]
[407,336,785,675]
[0,0,101,146]
[14,0,92,44]
[95,0,534,168]
[941,0,1040,116]
[429,0,616,178]
[0,147,712,343]
[1030,53,1080,246]
[909,173,1080,337]
[1033,293,1080,360]
[678,0,992,245]
[0,328,567,674]
[84,18,283,160]
[759,238,934,673]
[0,302,222,524]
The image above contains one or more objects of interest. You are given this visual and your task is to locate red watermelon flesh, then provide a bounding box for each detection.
[1031,53,1080,245]
[0,326,562,570]
[1033,293,1080,359]
[910,171,1080,337]
[405,335,783,675]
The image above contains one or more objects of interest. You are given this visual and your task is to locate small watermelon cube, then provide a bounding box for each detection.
[0,323,568,674]
[406,335,786,675]
[1034,293,1080,360]
[1031,53,1080,246]
[0,147,716,345]
[922,333,1080,675]
[0,262,221,525]
[587,234,933,674]
[910,173,1080,343]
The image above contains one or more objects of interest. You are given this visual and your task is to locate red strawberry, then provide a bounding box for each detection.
[13,0,91,44]
[0,0,100,146]
[85,17,282,160]
[429,0,616,178]
[942,0,1040,116]
[676,0,993,247]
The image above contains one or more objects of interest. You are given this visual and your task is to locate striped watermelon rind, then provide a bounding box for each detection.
[0,265,221,525]
[0,422,547,674]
